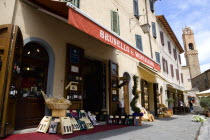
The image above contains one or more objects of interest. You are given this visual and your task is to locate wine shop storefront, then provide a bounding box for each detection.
[0,0,161,137]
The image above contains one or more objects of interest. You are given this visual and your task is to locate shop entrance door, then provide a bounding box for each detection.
[14,42,48,130]
[83,58,105,113]
[0,25,23,137]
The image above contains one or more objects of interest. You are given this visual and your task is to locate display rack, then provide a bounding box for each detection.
[64,44,84,109]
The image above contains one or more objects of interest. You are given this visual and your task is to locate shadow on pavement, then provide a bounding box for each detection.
[65,124,154,140]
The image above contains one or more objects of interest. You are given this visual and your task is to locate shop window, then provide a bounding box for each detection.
[168,41,171,54]
[160,31,164,46]
[152,22,157,38]
[133,0,140,19]
[111,10,120,35]
[155,52,160,64]
[150,0,155,12]
[135,34,143,51]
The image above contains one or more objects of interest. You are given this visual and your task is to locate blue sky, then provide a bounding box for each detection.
[155,0,210,73]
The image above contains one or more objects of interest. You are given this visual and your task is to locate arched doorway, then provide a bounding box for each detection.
[14,42,49,130]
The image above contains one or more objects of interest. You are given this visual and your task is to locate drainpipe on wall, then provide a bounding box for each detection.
[145,0,153,59]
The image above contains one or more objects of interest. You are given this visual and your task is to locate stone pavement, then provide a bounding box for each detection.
[63,114,202,140]
[198,117,210,140]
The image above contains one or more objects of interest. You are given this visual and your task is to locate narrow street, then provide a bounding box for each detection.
[65,115,201,140]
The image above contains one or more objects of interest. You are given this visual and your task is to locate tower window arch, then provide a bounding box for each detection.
[189,43,194,50]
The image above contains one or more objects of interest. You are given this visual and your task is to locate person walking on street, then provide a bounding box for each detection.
[189,100,193,112]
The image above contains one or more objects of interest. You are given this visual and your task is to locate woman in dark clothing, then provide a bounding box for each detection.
[189,100,193,112]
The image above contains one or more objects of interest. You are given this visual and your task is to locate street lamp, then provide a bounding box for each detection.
[140,23,151,34]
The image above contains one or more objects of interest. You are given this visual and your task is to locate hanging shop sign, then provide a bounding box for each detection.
[67,4,160,71]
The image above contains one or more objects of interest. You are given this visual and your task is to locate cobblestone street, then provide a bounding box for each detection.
[64,115,202,140]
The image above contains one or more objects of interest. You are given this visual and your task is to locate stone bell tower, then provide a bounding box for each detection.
[182,27,201,79]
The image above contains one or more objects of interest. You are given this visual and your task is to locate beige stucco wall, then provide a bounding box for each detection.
[0,0,16,25]
[1,0,187,114]
[182,66,192,90]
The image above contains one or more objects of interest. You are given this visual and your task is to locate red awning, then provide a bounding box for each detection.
[67,3,160,71]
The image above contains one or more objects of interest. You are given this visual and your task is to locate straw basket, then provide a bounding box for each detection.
[45,103,70,110]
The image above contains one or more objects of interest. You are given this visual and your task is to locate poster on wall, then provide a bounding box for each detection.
[70,49,80,63]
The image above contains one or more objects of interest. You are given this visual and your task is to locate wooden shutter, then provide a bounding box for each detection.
[152,22,156,38]
[168,41,171,53]
[133,0,139,19]
[176,69,179,80]
[166,60,168,74]
[162,57,165,72]
[135,34,143,51]
[155,52,160,64]
[179,54,181,64]
[181,73,183,83]
[111,11,120,35]
[0,25,23,137]
[174,49,177,60]
[109,61,119,115]
[160,31,164,45]
[150,0,154,12]
[170,64,174,77]
[71,0,80,8]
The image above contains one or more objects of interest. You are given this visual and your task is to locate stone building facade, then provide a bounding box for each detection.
[182,27,201,79]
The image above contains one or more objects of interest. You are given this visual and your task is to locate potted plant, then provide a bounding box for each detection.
[130,75,143,117]
[200,97,210,117]
[166,98,174,115]
[166,98,175,103]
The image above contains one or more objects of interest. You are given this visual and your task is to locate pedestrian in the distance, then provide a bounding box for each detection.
[189,100,193,112]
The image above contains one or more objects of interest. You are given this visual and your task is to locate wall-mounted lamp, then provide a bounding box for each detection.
[141,23,150,34]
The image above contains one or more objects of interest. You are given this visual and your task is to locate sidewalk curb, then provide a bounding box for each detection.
[194,122,204,140]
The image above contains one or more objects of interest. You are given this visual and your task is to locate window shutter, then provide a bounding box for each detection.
[133,0,139,19]
[155,52,160,64]
[173,48,177,60]
[168,41,171,53]
[170,64,174,77]
[162,57,165,72]
[111,11,120,35]
[152,22,156,38]
[166,60,168,74]
[179,54,181,64]
[160,31,164,46]
[176,69,179,80]
[135,34,143,51]
[150,0,154,12]
[181,73,183,83]
[71,0,80,8]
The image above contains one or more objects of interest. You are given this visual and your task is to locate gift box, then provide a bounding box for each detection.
[112,115,119,125]
[48,117,59,134]
[133,116,142,126]
[78,110,87,118]
[118,115,126,125]
[107,115,114,124]
[70,117,81,131]
[60,117,73,135]
[37,116,52,133]
[125,115,134,126]
[77,119,87,130]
